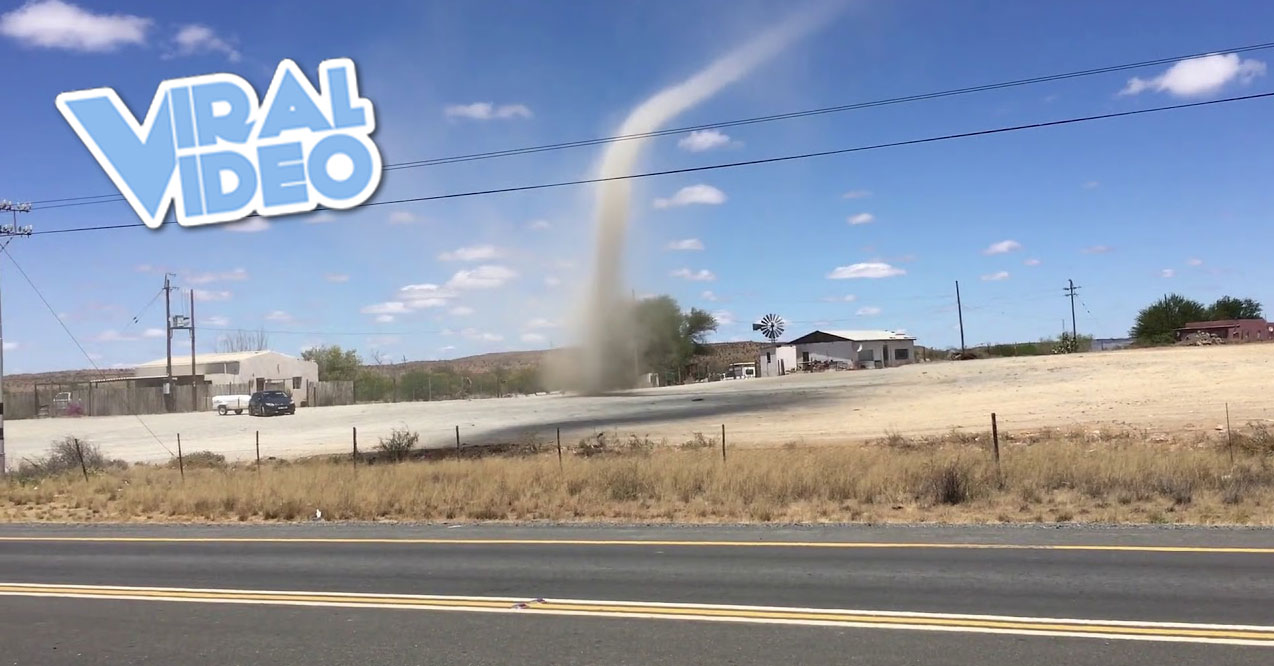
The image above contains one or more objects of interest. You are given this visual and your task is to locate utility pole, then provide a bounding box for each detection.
[189,290,196,411]
[0,200,33,476]
[1064,279,1080,339]
[163,274,174,412]
[955,280,966,355]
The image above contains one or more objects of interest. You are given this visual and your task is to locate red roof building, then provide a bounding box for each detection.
[1175,319,1274,342]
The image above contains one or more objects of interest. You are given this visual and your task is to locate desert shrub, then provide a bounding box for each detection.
[680,432,716,450]
[15,436,110,481]
[172,451,227,469]
[377,427,419,462]
[922,462,973,505]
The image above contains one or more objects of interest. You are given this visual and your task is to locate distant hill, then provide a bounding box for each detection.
[5,341,765,388]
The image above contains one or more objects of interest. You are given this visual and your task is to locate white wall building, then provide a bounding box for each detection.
[134,350,319,393]
[757,329,916,376]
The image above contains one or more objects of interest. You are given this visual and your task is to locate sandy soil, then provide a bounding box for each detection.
[7,344,1273,464]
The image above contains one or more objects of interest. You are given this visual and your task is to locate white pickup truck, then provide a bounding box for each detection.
[212,394,251,415]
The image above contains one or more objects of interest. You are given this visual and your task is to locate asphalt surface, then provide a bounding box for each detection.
[0,524,1272,664]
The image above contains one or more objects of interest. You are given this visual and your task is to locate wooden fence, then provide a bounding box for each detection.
[4,380,355,420]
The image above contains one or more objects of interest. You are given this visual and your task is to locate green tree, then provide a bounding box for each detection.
[301,345,362,381]
[1207,296,1263,320]
[632,296,718,382]
[1130,294,1206,345]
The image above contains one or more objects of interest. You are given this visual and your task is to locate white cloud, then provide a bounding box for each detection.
[396,283,454,302]
[169,24,238,61]
[95,329,136,342]
[361,302,409,315]
[461,328,503,342]
[842,189,872,199]
[847,213,875,226]
[439,345,456,352]
[2,341,18,351]
[142,328,165,338]
[712,310,735,325]
[302,212,337,224]
[666,238,704,251]
[0,0,149,52]
[1120,53,1266,97]
[192,289,231,302]
[224,218,269,233]
[367,335,400,348]
[670,268,716,282]
[527,219,552,231]
[1083,245,1112,254]
[388,210,419,225]
[543,276,561,287]
[677,129,734,152]
[1187,258,1204,267]
[450,306,475,316]
[1082,180,1100,189]
[1023,258,1041,266]
[856,306,882,316]
[525,317,560,329]
[438,244,504,262]
[981,271,1010,282]
[653,184,726,209]
[446,265,517,289]
[700,290,718,302]
[265,310,293,323]
[983,240,1022,255]
[203,315,229,327]
[186,267,248,284]
[1161,269,1176,279]
[375,314,395,324]
[134,264,155,273]
[444,102,532,120]
[826,262,905,279]
[520,333,547,344]
[821,294,857,302]
[325,273,350,283]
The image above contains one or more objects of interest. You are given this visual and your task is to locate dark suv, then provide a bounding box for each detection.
[248,390,296,416]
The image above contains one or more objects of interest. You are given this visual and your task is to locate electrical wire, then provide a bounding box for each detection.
[0,246,174,456]
[26,40,1274,208]
[28,91,1274,237]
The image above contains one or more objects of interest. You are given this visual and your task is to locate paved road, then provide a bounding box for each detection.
[0,524,1272,664]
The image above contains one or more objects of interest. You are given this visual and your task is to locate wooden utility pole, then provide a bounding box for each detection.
[955,280,966,355]
[164,274,174,412]
[1064,279,1080,340]
[0,200,33,475]
[189,290,197,412]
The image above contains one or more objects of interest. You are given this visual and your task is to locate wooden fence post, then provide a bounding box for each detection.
[990,413,1001,472]
[176,433,185,481]
[721,424,727,462]
[1226,403,1234,465]
[352,426,358,465]
[72,436,89,483]
[455,425,461,459]
[255,430,261,473]
[556,427,563,472]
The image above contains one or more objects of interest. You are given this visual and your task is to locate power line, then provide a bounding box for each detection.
[0,246,174,456]
[27,40,1274,209]
[28,91,1274,237]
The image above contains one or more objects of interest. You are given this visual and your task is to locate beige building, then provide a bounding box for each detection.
[133,350,319,394]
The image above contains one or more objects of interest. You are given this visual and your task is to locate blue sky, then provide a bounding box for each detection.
[1,0,1272,373]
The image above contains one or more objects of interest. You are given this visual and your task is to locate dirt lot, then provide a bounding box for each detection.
[8,344,1273,464]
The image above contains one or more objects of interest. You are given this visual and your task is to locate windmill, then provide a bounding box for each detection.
[753,313,785,343]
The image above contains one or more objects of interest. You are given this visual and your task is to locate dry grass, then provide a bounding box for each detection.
[3,426,1273,525]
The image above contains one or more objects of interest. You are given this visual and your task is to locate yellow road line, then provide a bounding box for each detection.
[0,582,1271,646]
[0,536,1272,553]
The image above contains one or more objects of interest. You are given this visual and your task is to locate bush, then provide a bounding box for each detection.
[15,436,112,482]
[377,427,419,462]
[172,451,227,469]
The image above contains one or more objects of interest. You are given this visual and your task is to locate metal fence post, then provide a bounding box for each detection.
[72,436,89,482]
[455,425,461,459]
[255,430,261,473]
[721,423,726,462]
[556,427,563,471]
[176,433,185,481]
[352,426,358,465]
